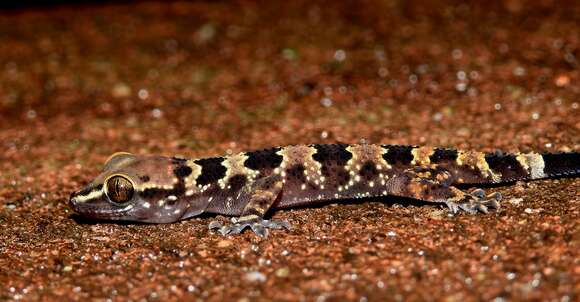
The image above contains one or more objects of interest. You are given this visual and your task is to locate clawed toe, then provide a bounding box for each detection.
[261,219,292,230]
[458,202,488,214]
[471,188,486,199]
[487,192,502,203]
[208,220,223,230]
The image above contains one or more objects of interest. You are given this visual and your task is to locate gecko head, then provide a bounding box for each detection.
[69,152,198,223]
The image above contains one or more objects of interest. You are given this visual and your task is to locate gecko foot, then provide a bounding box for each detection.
[208,217,291,238]
[445,188,502,215]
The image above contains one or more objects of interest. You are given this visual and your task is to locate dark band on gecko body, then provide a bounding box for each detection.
[359,161,379,180]
[194,157,227,186]
[429,148,458,163]
[484,152,526,182]
[243,147,284,170]
[228,174,248,192]
[286,164,307,183]
[174,165,193,178]
[382,145,415,166]
[311,144,353,164]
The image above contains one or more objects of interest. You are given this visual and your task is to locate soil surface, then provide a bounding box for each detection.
[0,1,578,301]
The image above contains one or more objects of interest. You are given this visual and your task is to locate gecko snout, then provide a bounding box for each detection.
[68,193,79,211]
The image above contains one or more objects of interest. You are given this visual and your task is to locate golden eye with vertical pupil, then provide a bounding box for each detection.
[105,175,134,204]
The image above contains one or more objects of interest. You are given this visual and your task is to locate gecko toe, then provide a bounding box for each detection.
[487,198,500,209]
[208,220,223,230]
[250,223,268,238]
[475,203,489,214]
[471,188,486,200]
[210,217,290,237]
[218,225,233,236]
[482,193,501,210]
[260,219,292,230]
[219,223,250,236]
[457,201,479,214]
[444,201,460,214]
[487,192,502,203]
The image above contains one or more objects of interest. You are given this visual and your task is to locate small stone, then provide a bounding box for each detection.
[197,250,208,257]
[456,127,471,137]
[111,83,131,98]
[508,198,523,205]
[282,48,297,60]
[334,49,346,61]
[151,108,162,118]
[138,89,149,100]
[27,110,37,119]
[275,267,290,278]
[428,209,445,220]
[195,23,216,44]
[245,271,267,282]
[432,112,443,121]
[217,240,233,248]
[554,74,570,87]
[321,97,333,107]
[513,66,526,76]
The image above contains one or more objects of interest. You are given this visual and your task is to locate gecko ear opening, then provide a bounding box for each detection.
[104,152,136,170]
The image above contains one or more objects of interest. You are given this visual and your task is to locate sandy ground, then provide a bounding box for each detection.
[0,1,578,301]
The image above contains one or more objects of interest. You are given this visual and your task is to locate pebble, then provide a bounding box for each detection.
[111,83,131,98]
[217,240,233,248]
[508,198,523,205]
[275,267,290,278]
[554,75,570,87]
[245,271,267,282]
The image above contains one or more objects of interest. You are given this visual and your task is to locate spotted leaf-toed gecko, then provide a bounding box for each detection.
[69,144,579,237]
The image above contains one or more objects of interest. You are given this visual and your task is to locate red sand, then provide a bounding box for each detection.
[0,1,578,301]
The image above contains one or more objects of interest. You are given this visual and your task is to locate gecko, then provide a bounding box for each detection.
[69,144,579,237]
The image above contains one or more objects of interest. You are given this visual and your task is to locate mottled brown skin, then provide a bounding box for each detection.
[69,144,579,237]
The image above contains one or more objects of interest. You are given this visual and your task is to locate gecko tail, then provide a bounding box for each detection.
[483,151,580,183]
[540,152,580,179]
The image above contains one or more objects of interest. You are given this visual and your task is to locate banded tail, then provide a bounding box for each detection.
[537,152,580,178]
[437,149,580,185]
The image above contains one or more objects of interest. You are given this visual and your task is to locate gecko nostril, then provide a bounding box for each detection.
[68,195,78,210]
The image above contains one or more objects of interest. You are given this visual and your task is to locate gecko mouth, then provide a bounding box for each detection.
[69,196,133,219]
[72,206,133,220]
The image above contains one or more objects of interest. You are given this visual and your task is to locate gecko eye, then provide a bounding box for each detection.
[105,175,134,204]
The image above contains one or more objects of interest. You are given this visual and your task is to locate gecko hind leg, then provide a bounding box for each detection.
[394,169,502,215]
[208,175,290,237]
[444,187,502,214]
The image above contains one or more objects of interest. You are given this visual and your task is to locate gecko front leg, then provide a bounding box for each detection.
[209,175,290,237]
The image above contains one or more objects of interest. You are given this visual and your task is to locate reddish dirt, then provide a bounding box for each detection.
[0,1,578,301]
